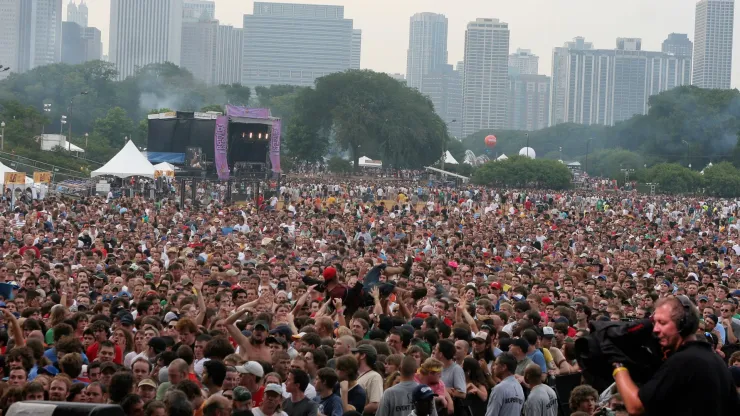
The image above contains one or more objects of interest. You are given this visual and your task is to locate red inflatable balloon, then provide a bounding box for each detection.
[485,135,497,148]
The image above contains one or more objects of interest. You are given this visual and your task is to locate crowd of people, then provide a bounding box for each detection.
[0,179,739,416]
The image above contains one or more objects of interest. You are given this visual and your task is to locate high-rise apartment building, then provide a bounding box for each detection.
[242,2,357,87]
[110,0,183,80]
[214,25,243,85]
[550,37,692,126]
[509,48,538,75]
[461,18,510,137]
[693,0,734,89]
[182,0,214,22]
[405,13,448,91]
[0,0,21,80]
[351,29,362,69]
[67,0,87,27]
[508,73,550,131]
[421,64,463,138]
[181,18,218,84]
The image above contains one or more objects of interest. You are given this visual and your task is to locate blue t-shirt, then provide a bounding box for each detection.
[527,349,548,373]
[314,393,343,416]
[348,384,367,414]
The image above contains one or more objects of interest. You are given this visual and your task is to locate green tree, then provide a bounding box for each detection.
[581,148,646,180]
[94,107,136,148]
[290,70,447,169]
[200,104,223,112]
[327,156,352,173]
[472,156,572,189]
[641,163,703,194]
[703,162,740,197]
[219,84,251,106]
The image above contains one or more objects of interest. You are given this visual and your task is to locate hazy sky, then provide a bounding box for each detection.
[77,0,740,87]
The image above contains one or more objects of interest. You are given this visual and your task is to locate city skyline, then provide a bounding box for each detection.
[52,0,740,87]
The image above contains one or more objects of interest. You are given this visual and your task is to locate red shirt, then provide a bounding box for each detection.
[86,342,123,365]
[19,245,40,259]
[252,385,265,407]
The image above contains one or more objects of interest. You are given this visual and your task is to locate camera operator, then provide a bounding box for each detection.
[612,296,740,415]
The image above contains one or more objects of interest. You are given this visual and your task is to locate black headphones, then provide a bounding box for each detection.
[676,295,699,337]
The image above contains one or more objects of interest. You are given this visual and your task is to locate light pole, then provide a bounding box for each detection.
[559,146,563,162]
[525,133,530,157]
[0,121,5,151]
[681,140,689,167]
[85,132,89,151]
[60,116,67,140]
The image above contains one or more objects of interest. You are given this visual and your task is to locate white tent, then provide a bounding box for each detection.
[0,162,34,185]
[358,156,382,168]
[496,154,508,161]
[443,151,458,165]
[92,140,156,178]
[153,162,176,172]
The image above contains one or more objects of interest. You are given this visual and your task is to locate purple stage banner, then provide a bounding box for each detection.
[226,105,271,119]
[214,115,229,180]
[270,119,281,173]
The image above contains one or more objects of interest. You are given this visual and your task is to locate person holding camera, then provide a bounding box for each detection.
[612,296,740,415]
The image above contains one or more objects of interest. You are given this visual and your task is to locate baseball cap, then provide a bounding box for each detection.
[412,384,438,402]
[697,295,709,302]
[164,311,179,324]
[148,337,167,354]
[119,312,134,325]
[233,386,252,402]
[350,344,378,360]
[542,326,555,338]
[264,383,283,396]
[490,282,501,290]
[181,278,193,286]
[323,267,337,281]
[39,365,59,376]
[269,325,293,339]
[253,320,270,331]
[100,362,118,374]
[138,378,157,389]
[472,331,489,342]
[236,361,264,378]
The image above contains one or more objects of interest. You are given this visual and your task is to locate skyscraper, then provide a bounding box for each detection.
[17,0,63,70]
[242,2,357,88]
[662,33,693,57]
[109,0,183,80]
[351,29,362,69]
[67,0,87,27]
[421,64,463,138]
[181,18,218,84]
[214,25,243,85]
[81,27,102,61]
[0,0,21,79]
[182,0,214,22]
[693,0,734,89]
[61,21,85,64]
[405,13,448,91]
[461,18,510,137]
[509,48,539,75]
[508,73,550,131]
[549,37,692,126]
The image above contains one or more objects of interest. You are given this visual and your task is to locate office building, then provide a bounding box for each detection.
[242,2,357,87]
[509,48,538,75]
[351,29,362,69]
[549,37,692,126]
[16,0,63,71]
[662,33,693,57]
[387,73,406,83]
[66,0,87,27]
[461,18,510,137]
[421,64,463,138]
[0,0,21,80]
[508,73,550,131]
[406,12,448,90]
[110,0,183,80]
[214,25,243,85]
[61,21,85,64]
[693,0,734,89]
[181,18,218,84]
[81,26,102,61]
[183,0,214,22]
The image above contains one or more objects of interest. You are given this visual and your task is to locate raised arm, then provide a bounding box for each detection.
[3,309,24,347]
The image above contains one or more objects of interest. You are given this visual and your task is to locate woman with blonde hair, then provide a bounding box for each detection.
[44,305,69,344]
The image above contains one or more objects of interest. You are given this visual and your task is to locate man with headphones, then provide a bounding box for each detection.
[612,295,739,415]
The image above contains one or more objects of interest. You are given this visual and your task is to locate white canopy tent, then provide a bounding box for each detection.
[443,151,458,165]
[0,162,34,185]
[92,140,156,179]
[358,156,382,168]
[153,162,176,172]
[496,154,508,161]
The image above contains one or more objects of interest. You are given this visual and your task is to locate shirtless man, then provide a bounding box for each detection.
[225,298,272,363]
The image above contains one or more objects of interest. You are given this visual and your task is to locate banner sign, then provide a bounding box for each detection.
[33,172,51,183]
[270,119,281,173]
[225,105,271,119]
[214,115,230,180]
[4,172,25,185]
